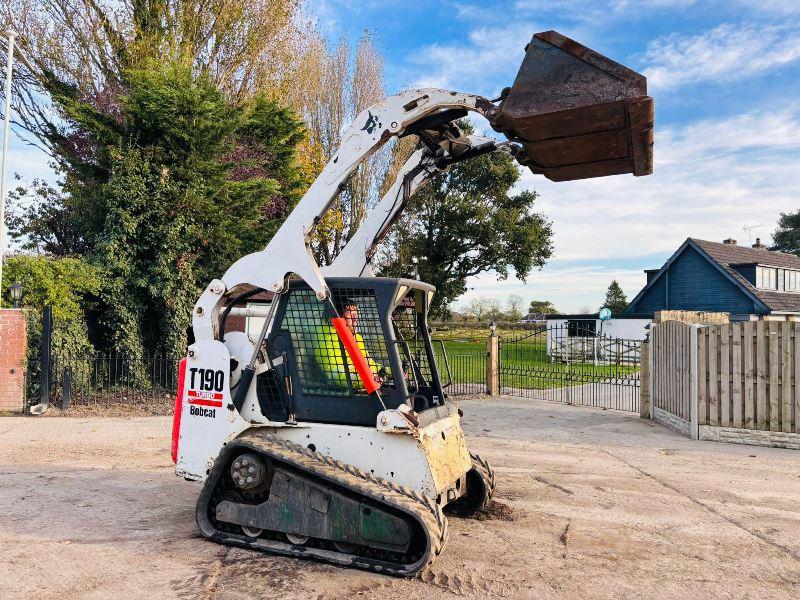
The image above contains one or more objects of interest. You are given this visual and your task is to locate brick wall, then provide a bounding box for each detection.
[0,309,27,412]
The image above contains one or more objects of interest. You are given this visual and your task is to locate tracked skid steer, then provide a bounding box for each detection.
[172,31,654,576]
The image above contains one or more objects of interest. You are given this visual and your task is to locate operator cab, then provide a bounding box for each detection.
[257,277,450,427]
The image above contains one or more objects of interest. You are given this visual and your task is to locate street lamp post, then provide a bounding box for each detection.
[9,280,21,308]
[0,31,16,295]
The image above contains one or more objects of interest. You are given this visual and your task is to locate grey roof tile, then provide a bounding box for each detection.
[691,238,800,313]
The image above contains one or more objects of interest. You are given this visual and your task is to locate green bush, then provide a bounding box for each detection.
[1,255,100,406]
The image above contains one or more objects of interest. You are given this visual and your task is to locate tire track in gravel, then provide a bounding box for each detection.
[599,447,800,563]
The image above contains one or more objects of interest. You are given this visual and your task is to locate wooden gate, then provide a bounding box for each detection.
[650,321,696,435]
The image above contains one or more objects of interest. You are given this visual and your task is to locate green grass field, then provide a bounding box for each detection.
[429,326,640,390]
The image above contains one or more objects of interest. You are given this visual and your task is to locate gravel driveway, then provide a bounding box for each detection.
[1,396,798,599]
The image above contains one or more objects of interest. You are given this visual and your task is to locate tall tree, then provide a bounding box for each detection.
[461,297,502,322]
[528,300,559,316]
[5,60,305,356]
[3,2,311,356]
[506,294,524,321]
[4,0,304,150]
[601,280,629,315]
[286,31,388,265]
[379,122,553,317]
[95,65,305,356]
[772,211,800,256]
[5,2,389,268]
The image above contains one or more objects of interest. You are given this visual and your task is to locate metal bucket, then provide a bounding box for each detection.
[490,31,654,182]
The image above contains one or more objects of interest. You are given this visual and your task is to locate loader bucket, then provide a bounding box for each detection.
[490,30,654,182]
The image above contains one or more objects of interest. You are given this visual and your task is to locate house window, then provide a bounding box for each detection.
[786,270,800,292]
[568,319,596,337]
[757,266,777,290]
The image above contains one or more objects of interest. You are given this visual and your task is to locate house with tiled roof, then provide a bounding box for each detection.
[625,237,800,321]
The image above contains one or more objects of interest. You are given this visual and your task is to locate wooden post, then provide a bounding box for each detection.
[743,321,754,429]
[649,324,656,419]
[768,321,780,432]
[781,321,792,433]
[640,341,651,418]
[486,330,500,396]
[756,321,767,430]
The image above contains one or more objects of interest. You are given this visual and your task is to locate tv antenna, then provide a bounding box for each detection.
[742,224,763,242]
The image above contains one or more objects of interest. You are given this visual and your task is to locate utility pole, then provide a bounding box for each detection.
[0,31,15,299]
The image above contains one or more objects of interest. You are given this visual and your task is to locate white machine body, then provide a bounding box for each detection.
[174,87,501,500]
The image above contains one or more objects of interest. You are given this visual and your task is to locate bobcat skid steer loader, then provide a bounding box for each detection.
[171,30,654,576]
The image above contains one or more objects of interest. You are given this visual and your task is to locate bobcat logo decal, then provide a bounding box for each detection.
[361,111,380,134]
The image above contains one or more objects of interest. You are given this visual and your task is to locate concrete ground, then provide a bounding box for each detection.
[1,396,799,599]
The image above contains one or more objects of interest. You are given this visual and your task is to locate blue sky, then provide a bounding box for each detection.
[6,0,800,312]
[311,0,800,312]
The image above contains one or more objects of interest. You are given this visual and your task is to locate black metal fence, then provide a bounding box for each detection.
[433,340,486,396]
[500,323,642,412]
[47,353,179,409]
[29,312,641,413]
[23,307,182,411]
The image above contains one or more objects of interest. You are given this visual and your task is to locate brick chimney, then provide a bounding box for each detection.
[723,238,737,245]
[752,237,766,249]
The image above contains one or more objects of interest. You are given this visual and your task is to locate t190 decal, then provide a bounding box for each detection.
[187,368,225,417]
[189,368,225,392]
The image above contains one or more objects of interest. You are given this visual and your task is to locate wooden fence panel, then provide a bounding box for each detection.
[743,321,754,429]
[652,320,800,436]
[732,323,743,428]
[697,328,707,425]
[652,321,692,421]
[709,326,719,426]
[684,321,800,434]
[756,325,767,430]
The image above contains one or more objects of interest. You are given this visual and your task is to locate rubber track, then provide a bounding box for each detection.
[196,433,448,577]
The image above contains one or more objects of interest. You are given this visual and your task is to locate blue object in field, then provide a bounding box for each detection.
[598,307,612,321]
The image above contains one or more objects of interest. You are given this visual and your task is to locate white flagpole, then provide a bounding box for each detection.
[0,31,16,299]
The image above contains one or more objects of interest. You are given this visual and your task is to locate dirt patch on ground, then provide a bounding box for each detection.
[468,499,516,522]
[1,397,799,599]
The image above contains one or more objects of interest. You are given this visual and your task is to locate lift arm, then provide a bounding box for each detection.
[192,30,654,342]
[323,135,518,279]
[193,89,502,341]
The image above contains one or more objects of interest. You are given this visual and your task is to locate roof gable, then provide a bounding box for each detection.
[691,239,800,313]
[626,238,770,314]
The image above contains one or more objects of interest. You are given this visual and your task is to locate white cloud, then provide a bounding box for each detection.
[406,22,535,96]
[513,0,696,11]
[454,108,800,311]
[524,109,800,258]
[731,0,800,16]
[643,23,800,90]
